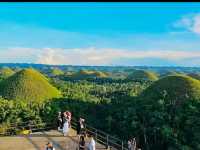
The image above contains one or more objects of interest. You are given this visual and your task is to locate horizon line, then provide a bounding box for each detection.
[0,62,200,68]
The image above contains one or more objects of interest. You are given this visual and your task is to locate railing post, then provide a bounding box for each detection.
[28,121,33,133]
[121,141,124,150]
[95,129,97,141]
[106,134,109,148]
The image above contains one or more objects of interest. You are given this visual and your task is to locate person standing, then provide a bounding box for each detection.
[87,134,95,150]
[61,111,64,129]
[128,139,132,150]
[77,118,85,137]
[131,137,137,150]
[57,112,62,131]
[79,135,86,150]
[66,111,72,127]
[63,112,70,136]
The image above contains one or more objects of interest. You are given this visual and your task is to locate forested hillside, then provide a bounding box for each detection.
[0,64,200,150]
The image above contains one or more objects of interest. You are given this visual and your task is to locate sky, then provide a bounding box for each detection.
[0,2,200,66]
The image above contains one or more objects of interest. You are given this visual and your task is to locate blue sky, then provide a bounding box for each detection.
[0,2,200,66]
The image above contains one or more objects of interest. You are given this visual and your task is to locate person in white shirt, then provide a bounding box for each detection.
[128,139,132,150]
[87,134,95,150]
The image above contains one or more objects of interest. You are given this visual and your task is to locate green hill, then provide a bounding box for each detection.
[50,68,64,76]
[0,68,61,102]
[92,71,108,78]
[140,75,200,103]
[137,75,200,149]
[160,70,184,78]
[127,70,158,81]
[187,73,200,80]
[0,67,15,80]
[71,70,108,79]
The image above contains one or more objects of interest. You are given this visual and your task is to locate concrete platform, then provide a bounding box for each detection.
[0,129,106,150]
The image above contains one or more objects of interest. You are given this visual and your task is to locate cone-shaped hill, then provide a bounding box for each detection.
[160,71,184,78]
[0,68,61,102]
[50,68,64,76]
[71,70,108,79]
[0,67,15,79]
[127,70,158,81]
[187,73,200,80]
[140,75,200,105]
[137,76,200,149]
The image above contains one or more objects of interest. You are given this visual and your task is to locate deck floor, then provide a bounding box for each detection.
[0,129,106,150]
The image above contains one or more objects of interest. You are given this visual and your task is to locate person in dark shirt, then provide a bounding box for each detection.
[77,118,85,137]
[79,135,85,150]
[57,112,62,131]
[61,111,64,129]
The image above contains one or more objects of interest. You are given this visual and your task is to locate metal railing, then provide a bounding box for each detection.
[70,118,128,150]
[0,121,55,136]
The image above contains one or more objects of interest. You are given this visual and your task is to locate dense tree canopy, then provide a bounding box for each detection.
[0,66,200,150]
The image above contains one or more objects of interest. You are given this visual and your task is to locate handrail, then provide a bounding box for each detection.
[70,118,128,150]
[0,121,55,136]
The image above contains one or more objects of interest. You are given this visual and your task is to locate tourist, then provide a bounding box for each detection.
[45,142,55,150]
[87,134,95,150]
[63,112,70,136]
[131,137,137,150]
[77,118,85,137]
[128,138,132,150]
[57,112,62,131]
[79,135,86,150]
[66,111,72,127]
[61,111,65,129]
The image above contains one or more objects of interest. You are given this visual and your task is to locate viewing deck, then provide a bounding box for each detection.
[0,129,107,150]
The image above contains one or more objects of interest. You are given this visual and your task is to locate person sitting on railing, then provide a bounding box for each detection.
[45,142,55,150]
[77,118,85,138]
[57,112,62,131]
[87,134,96,150]
[79,135,86,150]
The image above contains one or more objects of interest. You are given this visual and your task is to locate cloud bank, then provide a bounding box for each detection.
[36,47,200,66]
[1,47,200,66]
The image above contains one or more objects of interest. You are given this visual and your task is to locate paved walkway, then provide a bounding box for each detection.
[0,129,106,150]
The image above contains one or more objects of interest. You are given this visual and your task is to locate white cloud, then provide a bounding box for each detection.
[36,47,200,65]
[174,13,200,34]
[2,47,200,66]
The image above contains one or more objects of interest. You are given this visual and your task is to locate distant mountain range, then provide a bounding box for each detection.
[1,63,200,74]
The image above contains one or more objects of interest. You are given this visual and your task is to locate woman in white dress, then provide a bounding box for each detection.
[63,113,70,136]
